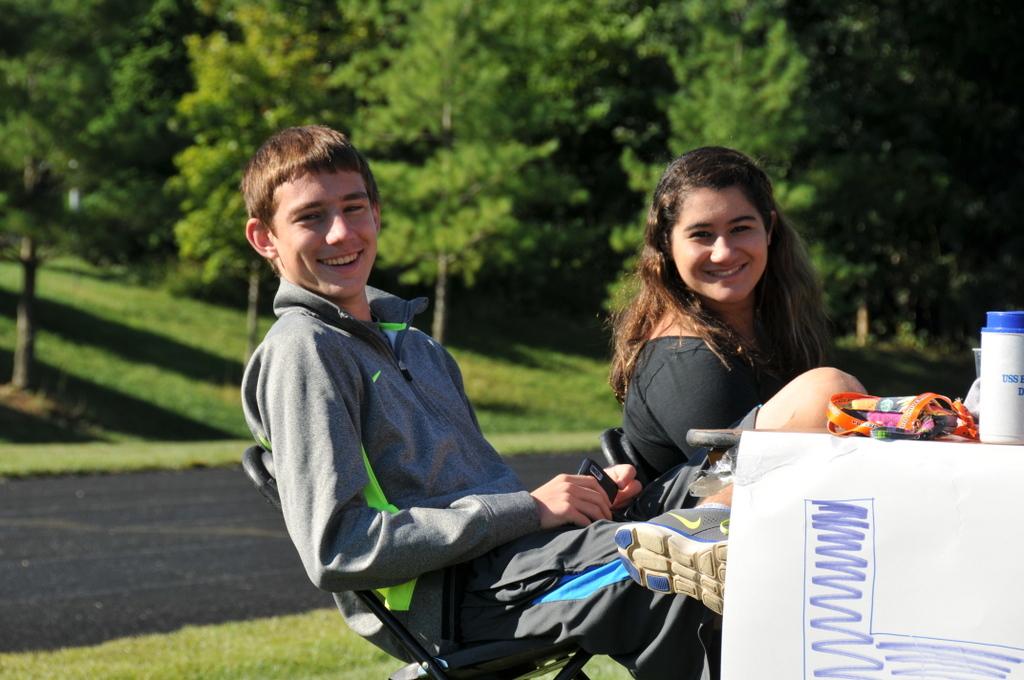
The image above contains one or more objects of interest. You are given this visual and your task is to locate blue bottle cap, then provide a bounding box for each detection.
[983,311,1024,333]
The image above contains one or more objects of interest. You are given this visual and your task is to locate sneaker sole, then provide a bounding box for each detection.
[615,523,727,615]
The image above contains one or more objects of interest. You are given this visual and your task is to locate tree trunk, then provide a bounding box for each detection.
[12,235,38,390]
[855,302,869,347]
[434,67,453,345]
[245,262,261,364]
[432,252,449,343]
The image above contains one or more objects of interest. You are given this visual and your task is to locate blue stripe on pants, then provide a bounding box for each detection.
[532,560,631,604]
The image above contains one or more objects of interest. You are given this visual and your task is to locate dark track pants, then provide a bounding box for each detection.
[459,461,718,680]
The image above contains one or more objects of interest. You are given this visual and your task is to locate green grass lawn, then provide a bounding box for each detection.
[0,431,604,478]
[0,261,981,675]
[0,609,630,680]
[0,259,621,447]
[832,337,975,399]
[0,258,977,475]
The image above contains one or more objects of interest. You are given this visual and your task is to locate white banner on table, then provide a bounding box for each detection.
[722,431,1024,679]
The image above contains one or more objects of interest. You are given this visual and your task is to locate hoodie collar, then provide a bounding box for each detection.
[272,278,428,327]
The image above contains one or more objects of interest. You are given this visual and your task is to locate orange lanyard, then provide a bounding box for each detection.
[827,391,978,441]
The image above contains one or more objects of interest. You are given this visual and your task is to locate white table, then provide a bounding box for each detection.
[722,431,1024,679]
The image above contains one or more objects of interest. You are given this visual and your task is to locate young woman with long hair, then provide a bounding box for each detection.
[610,147,863,478]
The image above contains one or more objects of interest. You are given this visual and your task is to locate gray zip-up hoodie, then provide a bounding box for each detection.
[241,280,540,658]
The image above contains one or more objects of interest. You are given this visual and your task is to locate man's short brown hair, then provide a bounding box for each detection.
[241,125,380,227]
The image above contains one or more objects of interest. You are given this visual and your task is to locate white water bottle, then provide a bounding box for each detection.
[979,311,1024,445]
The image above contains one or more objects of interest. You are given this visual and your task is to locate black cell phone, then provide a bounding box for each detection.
[577,457,619,501]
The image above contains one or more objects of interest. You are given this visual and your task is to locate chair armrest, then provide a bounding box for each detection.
[241,445,281,509]
[599,427,656,485]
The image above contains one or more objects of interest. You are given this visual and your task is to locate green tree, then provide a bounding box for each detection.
[357,0,564,342]
[172,0,671,336]
[359,0,654,341]
[0,0,206,389]
[787,0,1024,344]
[611,0,813,284]
[0,0,104,389]
[72,0,215,269]
[172,1,387,358]
[449,0,659,317]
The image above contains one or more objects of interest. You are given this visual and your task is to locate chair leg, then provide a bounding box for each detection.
[355,590,450,679]
[552,650,592,680]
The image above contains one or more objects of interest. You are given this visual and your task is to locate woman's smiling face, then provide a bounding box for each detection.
[669,185,772,324]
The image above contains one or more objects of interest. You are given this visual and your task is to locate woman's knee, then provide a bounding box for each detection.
[771,367,864,405]
[756,367,865,430]
[797,366,865,395]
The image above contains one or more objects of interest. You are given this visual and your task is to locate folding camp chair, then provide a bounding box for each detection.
[685,428,741,457]
[598,427,656,485]
[599,427,742,485]
[241,445,593,680]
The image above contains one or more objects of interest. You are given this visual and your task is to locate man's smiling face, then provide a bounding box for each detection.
[250,170,380,320]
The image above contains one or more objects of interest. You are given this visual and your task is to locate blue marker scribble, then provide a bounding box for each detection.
[806,500,882,678]
[803,498,1023,679]
[879,640,1022,679]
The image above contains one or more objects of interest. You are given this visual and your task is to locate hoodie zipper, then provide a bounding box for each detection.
[319,301,463,431]
[386,300,415,381]
[387,301,459,425]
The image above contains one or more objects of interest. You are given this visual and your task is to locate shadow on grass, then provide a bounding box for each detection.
[446,306,611,367]
[0,348,235,442]
[832,344,975,398]
[469,399,527,417]
[43,260,128,283]
[0,289,244,386]
[0,401,95,443]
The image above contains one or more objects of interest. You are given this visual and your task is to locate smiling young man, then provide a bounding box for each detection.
[243,134,380,321]
[240,125,738,680]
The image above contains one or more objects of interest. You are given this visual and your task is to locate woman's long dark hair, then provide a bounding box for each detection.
[609,147,829,403]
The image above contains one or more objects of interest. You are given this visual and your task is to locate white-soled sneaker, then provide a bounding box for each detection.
[614,506,729,614]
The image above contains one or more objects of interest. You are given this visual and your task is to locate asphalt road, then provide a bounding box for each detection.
[0,452,581,652]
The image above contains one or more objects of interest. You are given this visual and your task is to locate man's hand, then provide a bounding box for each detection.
[530,463,642,529]
[605,463,642,510]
